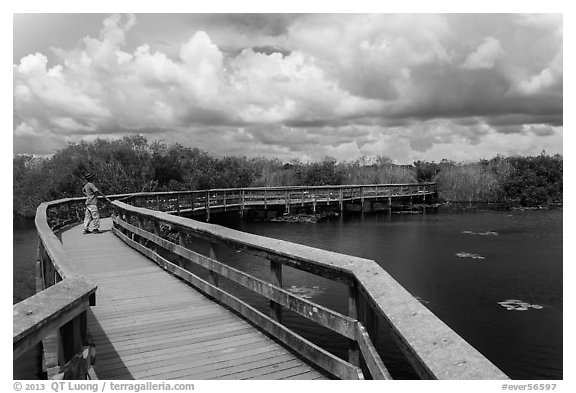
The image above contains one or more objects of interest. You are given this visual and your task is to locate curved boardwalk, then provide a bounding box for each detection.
[61,218,328,380]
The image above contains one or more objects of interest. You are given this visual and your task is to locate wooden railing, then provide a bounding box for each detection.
[121,183,437,220]
[112,204,387,379]
[13,197,101,379]
[110,185,508,380]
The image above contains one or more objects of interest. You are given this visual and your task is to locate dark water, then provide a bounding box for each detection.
[13,216,44,379]
[13,208,562,379]
[209,207,563,380]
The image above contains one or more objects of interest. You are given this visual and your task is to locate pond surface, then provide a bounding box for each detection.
[211,207,562,380]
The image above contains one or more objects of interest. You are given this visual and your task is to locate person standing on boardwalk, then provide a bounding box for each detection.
[82,172,112,234]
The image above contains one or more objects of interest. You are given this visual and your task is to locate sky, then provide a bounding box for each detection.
[13,12,563,164]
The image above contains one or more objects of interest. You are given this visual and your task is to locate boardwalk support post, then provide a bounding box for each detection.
[153,221,162,253]
[269,259,283,322]
[208,243,219,287]
[206,192,211,222]
[348,282,360,367]
[177,232,185,268]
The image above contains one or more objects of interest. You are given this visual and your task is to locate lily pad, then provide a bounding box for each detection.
[498,299,543,311]
[462,230,498,236]
[286,285,323,299]
[456,252,485,260]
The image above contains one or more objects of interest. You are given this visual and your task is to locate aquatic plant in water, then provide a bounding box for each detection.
[462,230,499,236]
[456,252,486,259]
[498,299,543,311]
[286,285,323,299]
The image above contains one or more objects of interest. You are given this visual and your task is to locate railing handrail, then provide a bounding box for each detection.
[14,199,98,380]
[13,277,96,358]
[33,183,435,210]
[112,216,371,379]
[111,191,508,380]
[120,182,436,198]
[35,201,85,279]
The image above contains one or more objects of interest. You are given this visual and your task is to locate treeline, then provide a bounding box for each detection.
[13,135,562,216]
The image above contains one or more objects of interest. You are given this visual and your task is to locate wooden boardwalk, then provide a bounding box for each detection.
[61,218,328,380]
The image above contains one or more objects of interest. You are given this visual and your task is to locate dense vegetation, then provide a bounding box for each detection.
[13,135,562,216]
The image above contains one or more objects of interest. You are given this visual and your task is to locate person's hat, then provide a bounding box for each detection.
[84,172,94,180]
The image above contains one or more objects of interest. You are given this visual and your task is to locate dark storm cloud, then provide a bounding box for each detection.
[13,13,562,163]
[252,45,292,57]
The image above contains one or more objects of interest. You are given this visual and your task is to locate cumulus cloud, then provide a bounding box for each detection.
[462,37,504,69]
[13,13,562,161]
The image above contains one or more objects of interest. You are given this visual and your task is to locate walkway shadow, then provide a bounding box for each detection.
[87,309,133,379]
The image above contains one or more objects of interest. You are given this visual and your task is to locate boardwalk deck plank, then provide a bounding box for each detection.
[211,359,311,380]
[107,344,287,378]
[90,319,246,343]
[247,365,322,380]
[95,333,269,363]
[132,351,297,380]
[282,370,327,380]
[61,219,328,380]
[94,340,279,374]
[89,313,232,339]
[95,327,258,356]
[93,324,256,356]
[96,331,266,360]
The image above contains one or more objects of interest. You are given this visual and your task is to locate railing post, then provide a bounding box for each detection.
[40,243,56,288]
[364,299,378,352]
[240,190,245,217]
[313,191,317,213]
[35,256,43,294]
[121,213,129,240]
[135,215,143,244]
[75,203,82,222]
[339,188,344,212]
[37,240,46,291]
[176,194,181,216]
[153,220,162,253]
[348,282,360,367]
[177,232,185,268]
[55,310,90,378]
[264,189,268,210]
[223,191,227,212]
[208,243,219,287]
[206,191,211,222]
[285,190,290,214]
[269,259,283,323]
